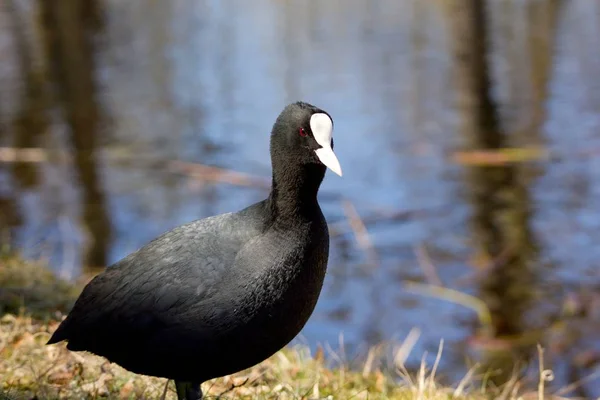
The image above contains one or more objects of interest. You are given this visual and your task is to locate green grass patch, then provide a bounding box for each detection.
[0,252,80,319]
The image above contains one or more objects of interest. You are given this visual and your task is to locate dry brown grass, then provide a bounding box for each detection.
[1,313,578,400]
[0,314,454,399]
[0,254,580,400]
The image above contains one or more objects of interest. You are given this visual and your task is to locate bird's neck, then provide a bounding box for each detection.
[267,163,325,221]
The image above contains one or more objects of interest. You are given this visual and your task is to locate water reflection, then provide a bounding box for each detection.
[448,0,539,384]
[1,0,599,394]
[38,0,112,269]
[6,0,47,190]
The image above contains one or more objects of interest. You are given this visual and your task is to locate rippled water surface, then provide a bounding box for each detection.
[1,0,600,394]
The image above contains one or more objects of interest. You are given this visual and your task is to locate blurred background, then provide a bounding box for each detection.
[1,0,599,396]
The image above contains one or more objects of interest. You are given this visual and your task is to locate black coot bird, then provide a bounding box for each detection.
[47,101,342,400]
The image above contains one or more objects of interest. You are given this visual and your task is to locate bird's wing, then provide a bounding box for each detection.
[48,208,263,353]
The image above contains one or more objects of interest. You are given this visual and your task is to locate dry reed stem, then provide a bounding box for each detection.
[414,244,442,286]
[341,199,379,266]
[168,160,271,189]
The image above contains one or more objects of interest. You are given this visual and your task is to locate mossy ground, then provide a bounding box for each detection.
[0,254,568,399]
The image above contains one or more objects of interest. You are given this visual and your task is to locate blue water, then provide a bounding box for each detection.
[1,0,600,393]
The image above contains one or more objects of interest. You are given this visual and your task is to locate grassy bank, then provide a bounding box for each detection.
[0,254,563,399]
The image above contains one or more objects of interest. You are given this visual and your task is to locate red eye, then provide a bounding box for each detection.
[299,128,307,137]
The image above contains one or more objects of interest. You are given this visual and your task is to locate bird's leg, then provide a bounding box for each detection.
[160,380,170,400]
[175,381,202,400]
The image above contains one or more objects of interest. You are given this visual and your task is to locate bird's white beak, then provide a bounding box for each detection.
[315,146,342,177]
[311,113,343,177]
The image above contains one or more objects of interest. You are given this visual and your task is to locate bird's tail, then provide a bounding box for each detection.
[46,319,69,345]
